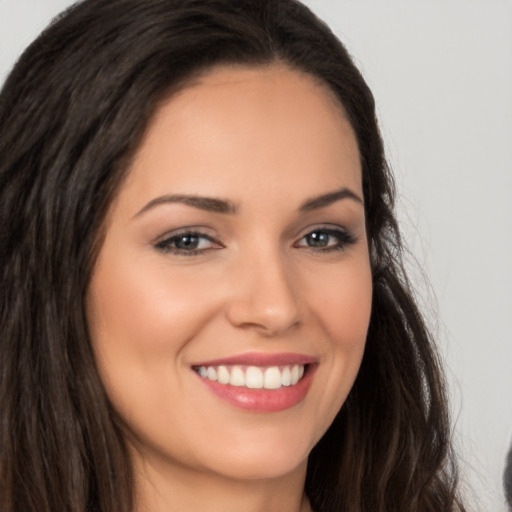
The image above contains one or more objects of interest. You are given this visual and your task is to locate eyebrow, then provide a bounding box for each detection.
[299,187,363,211]
[134,187,362,218]
[134,194,239,217]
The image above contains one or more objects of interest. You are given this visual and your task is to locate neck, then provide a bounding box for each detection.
[132,454,312,512]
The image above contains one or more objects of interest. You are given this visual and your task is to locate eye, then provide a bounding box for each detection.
[295,227,356,252]
[155,231,221,255]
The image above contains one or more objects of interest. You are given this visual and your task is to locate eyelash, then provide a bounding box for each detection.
[294,227,357,252]
[154,227,357,256]
[155,231,221,255]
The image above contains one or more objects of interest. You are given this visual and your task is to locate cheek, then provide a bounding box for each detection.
[313,257,373,351]
[86,249,223,445]
[85,248,230,441]
[87,250,220,362]
[304,255,372,425]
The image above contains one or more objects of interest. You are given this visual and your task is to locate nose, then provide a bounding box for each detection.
[225,249,301,336]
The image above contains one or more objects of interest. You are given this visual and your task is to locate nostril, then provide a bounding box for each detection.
[225,291,300,335]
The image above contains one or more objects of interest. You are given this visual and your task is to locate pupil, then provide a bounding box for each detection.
[307,232,328,247]
[176,235,198,249]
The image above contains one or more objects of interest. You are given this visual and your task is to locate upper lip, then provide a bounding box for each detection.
[191,352,317,367]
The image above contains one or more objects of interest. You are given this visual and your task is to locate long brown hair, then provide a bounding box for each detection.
[0,1,465,510]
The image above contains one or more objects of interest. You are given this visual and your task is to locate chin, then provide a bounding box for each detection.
[195,427,315,481]
[211,450,308,482]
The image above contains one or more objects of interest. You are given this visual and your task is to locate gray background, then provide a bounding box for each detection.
[1,1,511,510]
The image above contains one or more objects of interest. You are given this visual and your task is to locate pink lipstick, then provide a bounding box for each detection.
[192,352,317,412]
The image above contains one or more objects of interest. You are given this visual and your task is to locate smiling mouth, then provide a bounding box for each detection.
[191,354,317,412]
[193,364,307,390]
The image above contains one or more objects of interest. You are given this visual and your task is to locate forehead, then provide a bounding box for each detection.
[121,64,361,210]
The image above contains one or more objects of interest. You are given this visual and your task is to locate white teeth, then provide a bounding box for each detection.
[195,363,307,389]
[217,365,230,384]
[263,366,282,389]
[290,365,300,385]
[281,366,291,386]
[230,366,245,387]
[245,366,263,389]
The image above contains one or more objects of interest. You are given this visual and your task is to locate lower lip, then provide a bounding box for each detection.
[195,366,316,412]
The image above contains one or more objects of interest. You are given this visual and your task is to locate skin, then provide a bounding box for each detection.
[87,64,372,512]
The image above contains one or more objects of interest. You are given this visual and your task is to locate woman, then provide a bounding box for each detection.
[0,0,466,511]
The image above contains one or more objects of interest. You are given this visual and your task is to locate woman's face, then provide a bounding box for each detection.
[87,65,372,483]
